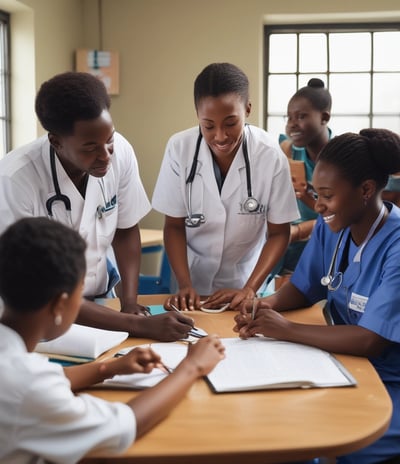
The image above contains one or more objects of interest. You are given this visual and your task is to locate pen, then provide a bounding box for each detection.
[251,297,258,320]
[170,303,207,338]
[158,362,173,374]
[113,349,173,374]
[170,303,181,313]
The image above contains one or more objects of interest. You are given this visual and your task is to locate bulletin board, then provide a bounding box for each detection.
[75,49,119,95]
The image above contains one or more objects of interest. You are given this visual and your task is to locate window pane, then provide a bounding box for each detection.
[267,75,297,113]
[374,32,400,71]
[330,74,371,114]
[330,116,370,135]
[373,73,400,113]
[330,33,371,72]
[299,34,327,72]
[373,116,400,133]
[268,34,297,73]
[266,116,286,139]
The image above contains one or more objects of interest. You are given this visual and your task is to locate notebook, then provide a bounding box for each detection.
[35,324,129,361]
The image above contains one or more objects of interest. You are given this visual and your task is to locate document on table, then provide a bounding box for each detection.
[100,342,188,389]
[206,337,356,392]
[35,324,129,361]
[95,337,356,392]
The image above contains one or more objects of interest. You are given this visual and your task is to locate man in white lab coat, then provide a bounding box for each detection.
[0,72,194,341]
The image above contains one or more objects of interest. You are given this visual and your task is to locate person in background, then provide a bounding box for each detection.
[0,217,225,463]
[0,72,194,341]
[152,62,299,311]
[273,78,332,285]
[382,172,400,206]
[234,128,400,464]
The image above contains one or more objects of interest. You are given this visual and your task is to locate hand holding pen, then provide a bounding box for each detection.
[169,303,208,338]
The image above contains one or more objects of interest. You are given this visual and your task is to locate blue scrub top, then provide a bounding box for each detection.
[291,203,400,463]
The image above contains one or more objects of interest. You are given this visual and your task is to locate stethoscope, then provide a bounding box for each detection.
[46,146,72,224]
[321,203,386,291]
[46,146,116,222]
[185,126,260,228]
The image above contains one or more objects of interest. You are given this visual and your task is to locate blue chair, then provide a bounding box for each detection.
[138,245,171,294]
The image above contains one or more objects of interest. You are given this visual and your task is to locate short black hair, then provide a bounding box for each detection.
[318,128,400,190]
[291,78,332,112]
[0,218,87,312]
[194,62,249,110]
[35,72,111,135]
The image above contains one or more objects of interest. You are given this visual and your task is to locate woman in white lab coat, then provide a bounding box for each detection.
[152,63,299,310]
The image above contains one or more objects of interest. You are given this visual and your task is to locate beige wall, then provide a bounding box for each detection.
[4,0,400,228]
[1,0,84,146]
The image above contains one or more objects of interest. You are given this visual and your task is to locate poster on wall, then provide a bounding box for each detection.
[75,49,119,95]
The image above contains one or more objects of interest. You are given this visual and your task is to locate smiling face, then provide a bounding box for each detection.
[285,96,329,150]
[196,93,251,160]
[312,160,366,233]
[49,109,115,178]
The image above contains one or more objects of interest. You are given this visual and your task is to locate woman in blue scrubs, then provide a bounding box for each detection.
[234,128,400,464]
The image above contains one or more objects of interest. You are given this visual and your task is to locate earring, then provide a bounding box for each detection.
[54,314,62,326]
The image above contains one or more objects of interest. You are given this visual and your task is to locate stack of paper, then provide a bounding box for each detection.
[35,324,129,363]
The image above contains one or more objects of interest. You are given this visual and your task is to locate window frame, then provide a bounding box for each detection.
[263,22,400,132]
[0,10,10,157]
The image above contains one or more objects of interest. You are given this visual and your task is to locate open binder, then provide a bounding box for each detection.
[94,337,356,392]
[206,337,356,393]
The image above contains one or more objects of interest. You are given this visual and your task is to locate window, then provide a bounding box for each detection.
[0,10,10,158]
[264,23,400,139]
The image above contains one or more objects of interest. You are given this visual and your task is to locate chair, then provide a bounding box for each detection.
[138,245,171,294]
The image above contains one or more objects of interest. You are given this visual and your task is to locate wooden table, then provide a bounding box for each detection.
[139,229,163,248]
[80,296,392,464]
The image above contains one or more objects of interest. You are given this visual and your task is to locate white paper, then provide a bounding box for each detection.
[35,324,129,359]
[102,343,188,389]
[206,338,356,392]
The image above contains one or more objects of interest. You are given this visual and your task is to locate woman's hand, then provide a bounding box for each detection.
[203,286,256,311]
[102,346,164,377]
[183,334,226,376]
[164,287,201,311]
[233,303,289,340]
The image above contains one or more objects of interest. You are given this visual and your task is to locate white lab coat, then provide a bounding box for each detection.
[0,323,136,463]
[0,134,151,297]
[152,125,299,294]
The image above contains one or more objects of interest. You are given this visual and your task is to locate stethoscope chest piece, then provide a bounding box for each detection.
[320,275,332,287]
[243,196,260,213]
[185,213,205,228]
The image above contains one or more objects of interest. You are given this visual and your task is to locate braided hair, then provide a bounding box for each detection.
[318,128,400,190]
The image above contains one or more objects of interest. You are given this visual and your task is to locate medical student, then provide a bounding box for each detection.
[234,129,400,464]
[152,62,299,311]
[272,78,333,281]
[0,72,194,341]
[0,217,225,463]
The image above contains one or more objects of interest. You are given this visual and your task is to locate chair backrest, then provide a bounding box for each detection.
[138,245,171,294]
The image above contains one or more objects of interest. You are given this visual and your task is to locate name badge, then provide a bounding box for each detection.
[348,292,368,313]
